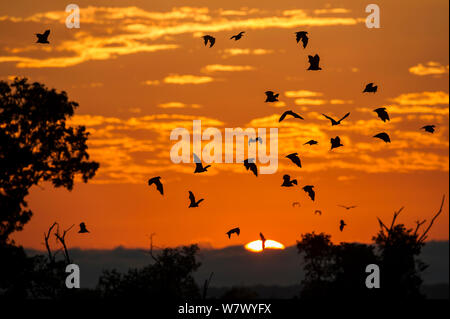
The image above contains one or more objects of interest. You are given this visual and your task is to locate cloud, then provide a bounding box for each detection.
[284,90,323,98]
[163,74,214,85]
[201,64,255,73]
[390,92,449,106]
[0,6,363,68]
[221,48,274,58]
[409,62,449,76]
[158,102,201,109]
[142,80,160,86]
[294,98,327,106]
[0,43,179,68]
[68,114,225,183]
[314,8,351,15]
[246,113,448,173]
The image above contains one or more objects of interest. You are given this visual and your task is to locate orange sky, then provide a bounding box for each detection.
[1,0,448,250]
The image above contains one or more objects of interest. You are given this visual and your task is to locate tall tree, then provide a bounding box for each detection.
[0,78,99,243]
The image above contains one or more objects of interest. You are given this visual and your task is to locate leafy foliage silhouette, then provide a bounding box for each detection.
[0,78,99,243]
[297,199,444,299]
[97,244,202,300]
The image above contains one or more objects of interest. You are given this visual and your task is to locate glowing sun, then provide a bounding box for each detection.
[245,240,285,252]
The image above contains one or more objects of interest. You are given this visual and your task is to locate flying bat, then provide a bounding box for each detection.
[422,125,436,133]
[148,176,163,195]
[373,132,391,143]
[188,191,204,208]
[226,227,240,239]
[374,108,390,122]
[303,185,315,201]
[230,31,245,40]
[202,35,215,47]
[286,153,302,168]
[363,83,378,93]
[78,222,89,233]
[292,202,301,208]
[279,110,304,122]
[265,91,279,102]
[249,137,263,145]
[281,174,298,187]
[330,136,344,150]
[260,232,267,250]
[339,205,357,210]
[244,159,258,177]
[304,140,318,146]
[193,153,211,173]
[340,220,347,232]
[36,30,50,44]
[295,31,309,48]
[307,54,322,71]
[322,112,350,126]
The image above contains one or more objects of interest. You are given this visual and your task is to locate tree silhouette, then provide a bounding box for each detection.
[97,244,202,300]
[374,197,445,299]
[0,78,99,243]
[297,198,445,299]
[296,232,335,298]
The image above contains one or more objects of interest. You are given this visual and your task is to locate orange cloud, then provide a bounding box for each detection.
[163,74,214,85]
[409,62,449,76]
[201,64,255,73]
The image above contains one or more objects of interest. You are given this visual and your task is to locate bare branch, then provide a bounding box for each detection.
[54,223,75,264]
[377,217,390,233]
[148,233,158,262]
[414,220,427,236]
[43,222,57,263]
[418,195,445,244]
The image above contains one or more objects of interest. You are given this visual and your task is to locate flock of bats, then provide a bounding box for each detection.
[34,28,438,247]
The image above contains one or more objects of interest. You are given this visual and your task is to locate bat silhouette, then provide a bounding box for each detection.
[374,107,390,122]
[292,202,301,208]
[307,54,322,70]
[322,112,350,126]
[78,222,89,233]
[340,220,347,232]
[279,110,304,122]
[226,227,240,239]
[265,91,279,102]
[36,30,50,44]
[249,137,263,145]
[148,176,163,195]
[339,205,357,210]
[373,132,391,143]
[193,153,211,173]
[363,83,378,93]
[286,153,302,168]
[422,125,436,133]
[260,232,267,250]
[281,174,298,187]
[304,140,318,146]
[230,31,245,40]
[244,159,258,177]
[303,185,315,201]
[295,31,309,48]
[188,191,204,208]
[314,210,322,215]
[330,136,343,150]
[202,35,215,47]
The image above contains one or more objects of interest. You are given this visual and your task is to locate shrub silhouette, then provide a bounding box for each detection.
[97,244,202,300]
[297,199,444,299]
